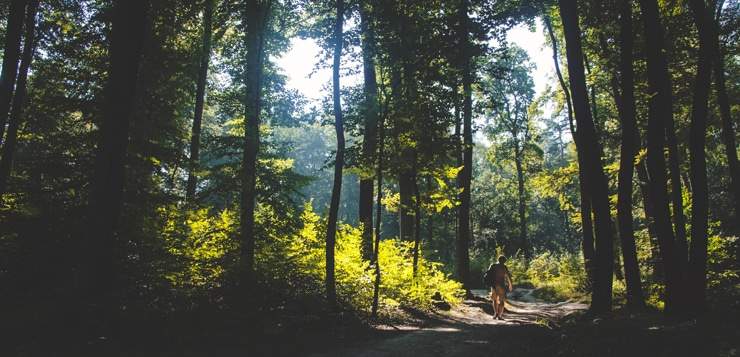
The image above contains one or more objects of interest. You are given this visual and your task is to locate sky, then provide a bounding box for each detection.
[275,20,553,111]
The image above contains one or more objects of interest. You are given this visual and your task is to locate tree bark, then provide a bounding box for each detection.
[544,16,596,286]
[456,0,472,292]
[412,176,422,276]
[613,0,645,308]
[687,0,712,310]
[515,148,528,257]
[0,0,26,145]
[637,0,686,314]
[637,161,663,279]
[370,99,385,318]
[86,0,150,297]
[325,0,344,306]
[709,4,740,231]
[240,0,270,290]
[558,0,615,314]
[359,1,379,261]
[0,0,39,197]
[185,0,214,202]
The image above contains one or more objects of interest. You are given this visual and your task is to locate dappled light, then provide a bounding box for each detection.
[0,0,738,355]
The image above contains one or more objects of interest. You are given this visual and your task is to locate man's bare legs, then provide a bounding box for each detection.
[494,285,506,319]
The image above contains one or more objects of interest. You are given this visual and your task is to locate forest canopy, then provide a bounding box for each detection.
[0,0,738,354]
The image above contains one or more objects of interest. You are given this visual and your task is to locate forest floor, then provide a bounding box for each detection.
[307,288,589,357]
[5,288,738,356]
[303,288,738,357]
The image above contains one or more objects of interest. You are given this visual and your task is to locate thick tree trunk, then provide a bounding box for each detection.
[0,0,39,197]
[240,0,269,289]
[325,0,344,306]
[455,0,472,293]
[559,0,615,314]
[0,0,26,145]
[185,0,214,202]
[359,1,379,261]
[86,0,150,296]
[709,6,740,231]
[637,0,686,315]
[614,0,645,308]
[544,16,595,285]
[687,0,712,310]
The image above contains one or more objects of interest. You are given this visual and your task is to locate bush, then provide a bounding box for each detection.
[162,202,464,315]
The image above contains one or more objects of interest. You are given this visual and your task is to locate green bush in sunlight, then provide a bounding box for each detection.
[287,203,464,312]
[162,202,463,314]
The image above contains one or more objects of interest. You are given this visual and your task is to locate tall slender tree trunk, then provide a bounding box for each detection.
[559,0,615,314]
[0,0,26,145]
[637,0,686,315]
[709,6,740,231]
[514,149,528,257]
[687,0,712,310]
[85,0,150,297]
[544,14,596,288]
[358,1,379,261]
[240,0,270,289]
[0,0,39,197]
[412,174,422,276]
[185,0,214,202]
[637,160,663,280]
[456,0,472,292]
[325,0,345,306]
[370,97,385,318]
[612,0,645,308]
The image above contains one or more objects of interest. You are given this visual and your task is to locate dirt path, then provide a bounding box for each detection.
[310,289,587,357]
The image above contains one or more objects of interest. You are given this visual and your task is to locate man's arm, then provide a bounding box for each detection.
[506,270,513,290]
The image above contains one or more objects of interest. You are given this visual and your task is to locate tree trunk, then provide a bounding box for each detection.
[412,174,422,276]
[0,0,26,145]
[559,0,615,314]
[709,5,740,232]
[456,0,472,292]
[240,0,270,290]
[515,148,528,257]
[637,0,686,315]
[371,92,385,318]
[687,0,712,310]
[85,0,150,297]
[185,0,214,202]
[358,1,379,261]
[637,160,663,281]
[325,0,344,306]
[613,0,645,308]
[0,0,39,197]
[544,15,595,286]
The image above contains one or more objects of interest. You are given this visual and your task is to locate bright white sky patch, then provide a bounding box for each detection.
[276,19,552,106]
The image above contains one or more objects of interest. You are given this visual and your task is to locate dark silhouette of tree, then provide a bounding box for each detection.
[637,0,686,315]
[0,0,27,146]
[558,0,615,313]
[544,15,595,286]
[359,0,379,261]
[614,0,644,308]
[686,0,712,310]
[185,0,214,202]
[240,0,271,290]
[325,0,345,307]
[456,0,472,293]
[85,0,150,297]
[0,0,39,196]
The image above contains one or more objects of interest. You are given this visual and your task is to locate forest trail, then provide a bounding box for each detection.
[311,289,588,357]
